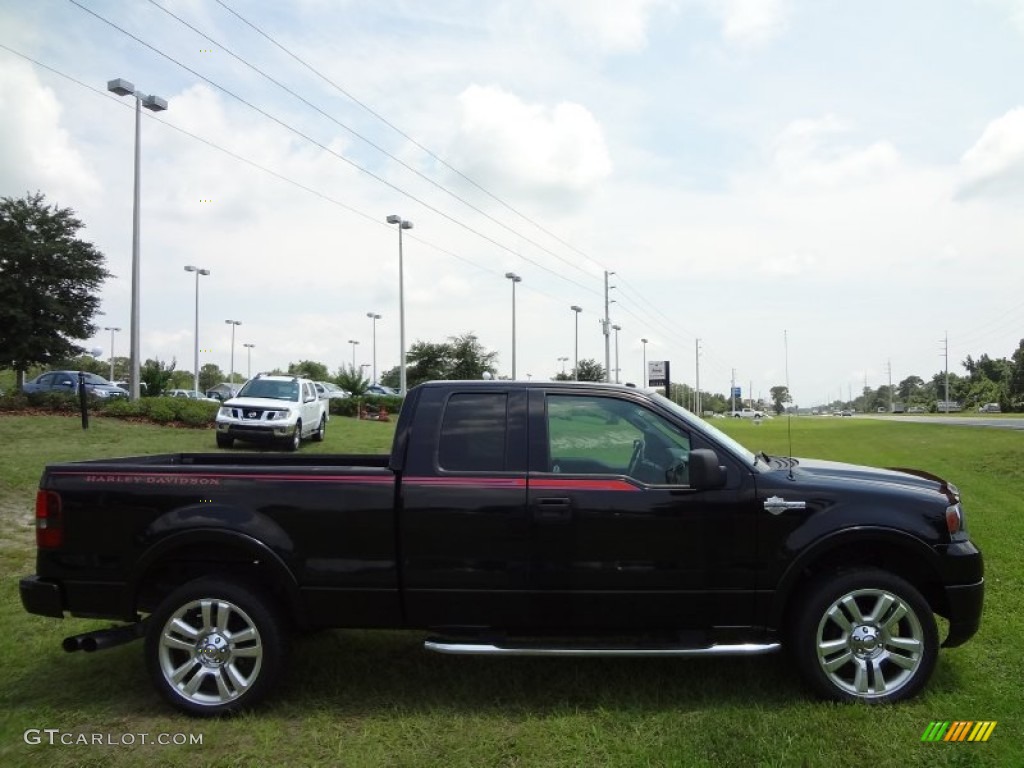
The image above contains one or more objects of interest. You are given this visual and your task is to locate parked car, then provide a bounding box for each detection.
[841,409,854,417]
[214,373,327,450]
[205,383,239,402]
[165,389,219,403]
[21,381,984,715]
[365,384,399,396]
[314,381,350,400]
[22,371,128,399]
[978,403,1001,413]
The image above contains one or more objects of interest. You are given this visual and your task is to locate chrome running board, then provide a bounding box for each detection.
[423,639,781,657]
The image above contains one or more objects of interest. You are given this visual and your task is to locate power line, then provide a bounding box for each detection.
[214,0,609,276]
[65,0,602,298]
[146,0,601,285]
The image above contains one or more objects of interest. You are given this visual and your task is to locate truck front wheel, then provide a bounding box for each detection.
[144,578,286,717]
[793,568,938,704]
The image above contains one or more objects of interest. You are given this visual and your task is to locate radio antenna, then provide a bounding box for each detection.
[785,330,795,481]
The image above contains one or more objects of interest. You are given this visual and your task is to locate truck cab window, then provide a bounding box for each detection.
[546,395,691,485]
[438,393,509,472]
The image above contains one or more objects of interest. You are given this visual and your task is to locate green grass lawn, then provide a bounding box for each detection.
[0,412,1020,767]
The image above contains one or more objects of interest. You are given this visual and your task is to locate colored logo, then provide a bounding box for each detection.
[921,721,997,742]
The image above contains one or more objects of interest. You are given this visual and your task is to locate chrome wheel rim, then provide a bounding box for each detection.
[815,587,924,699]
[157,598,263,707]
[317,417,325,439]
[292,422,302,449]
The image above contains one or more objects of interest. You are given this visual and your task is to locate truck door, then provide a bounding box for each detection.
[525,389,757,632]
[399,387,531,628]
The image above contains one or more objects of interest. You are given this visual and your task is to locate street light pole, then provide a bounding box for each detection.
[366,312,381,385]
[641,338,649,386]
[243,343,255,379]
[184,265,210,394]
[570,305,582,380]
[107,78,167,401]
[348,339,360,370]
[386,215,413,395]
[103,326,121,382]
[612,324,621,384]
[505,272,521,379]
[225,320,241,390]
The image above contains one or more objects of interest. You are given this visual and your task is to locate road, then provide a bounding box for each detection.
[863,415,1024,431]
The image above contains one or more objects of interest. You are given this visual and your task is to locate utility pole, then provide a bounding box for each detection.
[942,332,950,413]
[694,339,701,415]
[603,271,613,382]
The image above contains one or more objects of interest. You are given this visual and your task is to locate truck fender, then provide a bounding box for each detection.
[767,526,944,630]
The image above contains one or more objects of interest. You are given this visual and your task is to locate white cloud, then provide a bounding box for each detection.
[540,0,672,53]
[701,0,790,46]
[447,84,613,203]
[771,115,901,188]
[0,59,100,198]
[956,106,1024,198]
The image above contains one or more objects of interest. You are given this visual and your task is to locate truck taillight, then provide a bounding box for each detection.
[35,490,63,548]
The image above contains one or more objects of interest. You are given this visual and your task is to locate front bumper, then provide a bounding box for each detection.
[216,421,298,441]
[942,578,985,647]
[20,575,65,618]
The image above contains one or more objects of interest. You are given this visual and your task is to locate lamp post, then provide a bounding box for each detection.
[386,215,413,395]
[107,78,168,401]
[570,305,582,380]
[612,324,622,383]
[348,339,360,370]
[103,326,121,382]
[367,312,381,385]
[558,356,569,376]
[184,265,210,394]
[641,337,649,386]
[243,343,255,379]
[504,272,522,379]
[225,320,241,390]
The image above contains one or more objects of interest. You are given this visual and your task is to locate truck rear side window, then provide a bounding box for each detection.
[438,393,508,472]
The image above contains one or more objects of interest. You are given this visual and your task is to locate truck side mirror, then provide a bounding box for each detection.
[689,449,727,490]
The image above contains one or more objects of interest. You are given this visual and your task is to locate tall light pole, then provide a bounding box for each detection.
[505,272,522,379]
[641,337,649,386]
[386,215,413,395]
[611,324,621,383]
[103,326,121,382]
[558,356,568,376]
[348,339,360,370]
[243,343,255,379]
[367,312,381,385]
[107,78,168,401]
[225,320,241,389]
[184,265,210,394]
[570,305,582,380]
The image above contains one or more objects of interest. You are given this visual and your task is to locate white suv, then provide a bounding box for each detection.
[215,374,327,451]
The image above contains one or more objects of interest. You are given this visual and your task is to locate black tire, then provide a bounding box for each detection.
[215,433,234,449]
[312,414,326,442]
[285,421,302,452]
[792,568,938,703]
[144,578,286,717]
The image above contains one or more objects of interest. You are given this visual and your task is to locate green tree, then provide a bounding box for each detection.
[405,341,451,386]
[447,333,498,380]
[574,359,606,382]
[288,360,330,381]
[897,375,924,404]
[336,364,369,396]
[199,363,225,392]
[141,358,176,398]
[770,385,791,415]
[0,193,111,387]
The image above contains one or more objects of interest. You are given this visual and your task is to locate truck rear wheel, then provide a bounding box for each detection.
[144,578,286,717]
[793,568,937,703]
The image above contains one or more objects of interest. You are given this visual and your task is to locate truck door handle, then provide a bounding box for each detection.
[535,497,571,522]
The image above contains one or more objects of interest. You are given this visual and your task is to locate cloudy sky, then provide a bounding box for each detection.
[2,0,1023,405]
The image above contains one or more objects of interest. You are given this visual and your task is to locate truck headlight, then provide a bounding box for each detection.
[267,410,292,421]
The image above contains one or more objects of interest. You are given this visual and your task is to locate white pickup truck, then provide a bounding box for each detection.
[729,408,765,419]
[214,374,328,450]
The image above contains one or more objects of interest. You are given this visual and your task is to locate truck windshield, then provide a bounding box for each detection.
[650,393,757,467]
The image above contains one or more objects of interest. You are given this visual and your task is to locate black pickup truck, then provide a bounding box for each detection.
[20,381,984,715]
